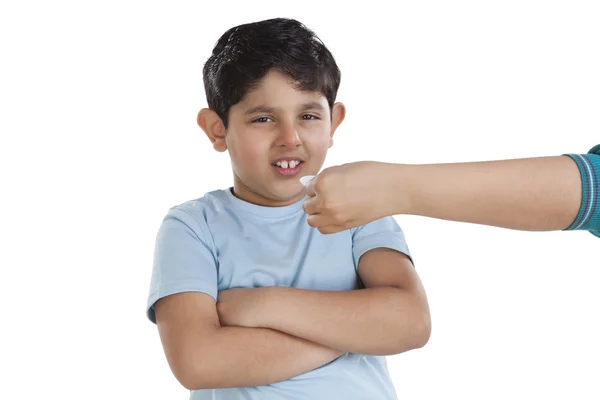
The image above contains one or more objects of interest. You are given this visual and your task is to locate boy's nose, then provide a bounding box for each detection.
[277,124,302,148]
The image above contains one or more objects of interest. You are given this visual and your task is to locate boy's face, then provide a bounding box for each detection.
[199,70,345,207]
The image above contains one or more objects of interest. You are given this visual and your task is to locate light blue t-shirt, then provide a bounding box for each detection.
[147,188,412,400]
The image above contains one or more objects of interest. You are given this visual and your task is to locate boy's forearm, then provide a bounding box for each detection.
[396,156,581,231]
[254,286,429,356]
[184,326,342,390]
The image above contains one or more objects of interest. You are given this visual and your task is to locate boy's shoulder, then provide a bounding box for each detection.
[169,188,228,214]
[162,188,231,229]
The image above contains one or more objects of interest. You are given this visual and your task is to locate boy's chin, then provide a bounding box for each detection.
[265,184,307,204]
[272,188,306,202]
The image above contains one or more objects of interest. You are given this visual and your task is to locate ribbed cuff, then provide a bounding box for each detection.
[563,148,600,237]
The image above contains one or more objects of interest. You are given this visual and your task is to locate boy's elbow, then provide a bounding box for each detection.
[178,373,200,391]
[411,312,432,349]
[180,377,208,392]
[171,358,202,390]
[175,361,214,391]
[391,310,431,354]
[169,346,219,391]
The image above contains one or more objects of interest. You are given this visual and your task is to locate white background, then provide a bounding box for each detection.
[1,0,598,399]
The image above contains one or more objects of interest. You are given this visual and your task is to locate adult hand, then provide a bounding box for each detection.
[302,162,405,234]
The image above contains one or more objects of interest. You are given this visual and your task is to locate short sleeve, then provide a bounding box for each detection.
[563,145,600,238]
[146,207,219,323]
[351,216,413,270]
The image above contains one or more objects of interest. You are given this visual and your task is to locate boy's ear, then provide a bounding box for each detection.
[328,102,346,148]
[197,108,227,152]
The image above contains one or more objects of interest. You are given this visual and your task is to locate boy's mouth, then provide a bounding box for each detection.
[271,159,304,177]
[272,159,302,168]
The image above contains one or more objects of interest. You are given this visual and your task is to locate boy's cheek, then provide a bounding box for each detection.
[231,155,263,177]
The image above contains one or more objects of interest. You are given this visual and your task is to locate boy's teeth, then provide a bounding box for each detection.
[275,160,300,168]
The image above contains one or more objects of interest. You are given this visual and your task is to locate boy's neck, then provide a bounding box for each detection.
[231,181,305,208]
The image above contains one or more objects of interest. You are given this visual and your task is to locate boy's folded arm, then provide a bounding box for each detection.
[250,249,431,355]
[154,291,342,391]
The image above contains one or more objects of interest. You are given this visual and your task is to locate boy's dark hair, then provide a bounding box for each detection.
[203,18,341,127]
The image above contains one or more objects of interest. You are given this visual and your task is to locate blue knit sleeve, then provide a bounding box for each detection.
[564,145,600,238]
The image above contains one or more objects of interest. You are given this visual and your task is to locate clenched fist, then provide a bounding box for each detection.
[302,161,406,234]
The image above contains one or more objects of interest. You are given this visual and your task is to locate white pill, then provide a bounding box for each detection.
[299,175,315,186]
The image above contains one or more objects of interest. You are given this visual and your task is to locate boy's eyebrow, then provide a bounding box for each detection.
[243,102,326,115]
[244,105,277,115]
[299,102,326,112]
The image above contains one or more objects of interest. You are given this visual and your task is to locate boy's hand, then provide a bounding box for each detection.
[216,287,270,328]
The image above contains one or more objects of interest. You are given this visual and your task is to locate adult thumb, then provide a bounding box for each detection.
[300,175,317,197]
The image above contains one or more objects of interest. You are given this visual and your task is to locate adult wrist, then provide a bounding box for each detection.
[384,162,413,216]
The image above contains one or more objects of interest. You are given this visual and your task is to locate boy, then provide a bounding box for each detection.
[146,18,431,399]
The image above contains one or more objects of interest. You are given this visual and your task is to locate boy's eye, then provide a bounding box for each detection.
[252,117,273,123]
[302,114,319,120]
